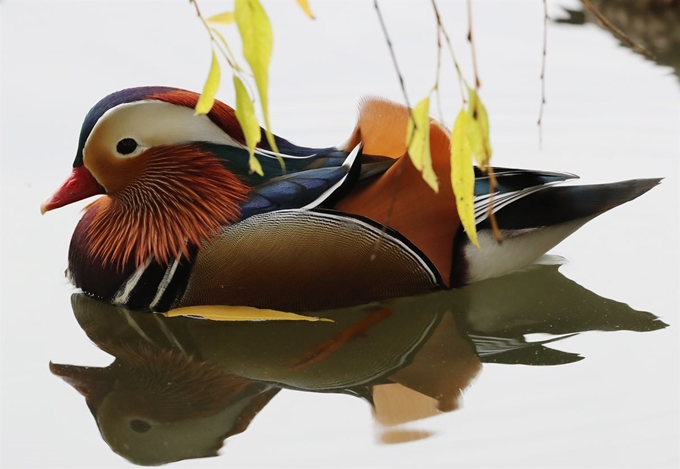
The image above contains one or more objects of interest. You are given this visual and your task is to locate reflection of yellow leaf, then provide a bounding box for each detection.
[235,0,280,161]
[296,0,315,19]
[206,11,235,24]
[451,109,479,249]
[466,87,492,169]
[195,50,221,115]
[233,75,264,176]
[405,97,438,192]
[165,305,333,322]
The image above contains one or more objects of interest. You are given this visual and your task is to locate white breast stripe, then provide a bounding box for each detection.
[149,255,181,310]
[301,143,362,210]
[112,257,152,305]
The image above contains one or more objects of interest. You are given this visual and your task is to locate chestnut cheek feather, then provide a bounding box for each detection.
[85,145,249,269]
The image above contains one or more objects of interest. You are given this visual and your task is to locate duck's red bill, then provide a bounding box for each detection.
[41,166,105,214]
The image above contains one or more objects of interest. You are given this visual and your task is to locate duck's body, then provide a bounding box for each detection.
[43,87,659,312]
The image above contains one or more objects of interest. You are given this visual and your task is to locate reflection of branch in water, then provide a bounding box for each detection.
[294,307,393,369]
[557,0,680,79]
[49,260,666,464]
[581,0,654,58]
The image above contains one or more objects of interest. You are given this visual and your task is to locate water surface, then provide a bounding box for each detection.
[1,0,678,467]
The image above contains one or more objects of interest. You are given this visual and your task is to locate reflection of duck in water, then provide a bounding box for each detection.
[51,261,665,465]
[52,345,278,465]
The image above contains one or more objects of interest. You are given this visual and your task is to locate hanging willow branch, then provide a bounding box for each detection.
[581,0,654,59]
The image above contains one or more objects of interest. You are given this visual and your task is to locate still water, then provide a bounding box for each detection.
[1,0,678,467]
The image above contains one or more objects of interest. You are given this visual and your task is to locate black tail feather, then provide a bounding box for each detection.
[480,178,662,230]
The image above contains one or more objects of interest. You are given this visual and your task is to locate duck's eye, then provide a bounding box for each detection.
[130,419,152,433]
[116,138,138,155]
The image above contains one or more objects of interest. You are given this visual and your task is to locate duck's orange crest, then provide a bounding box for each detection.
[86,145,249,269]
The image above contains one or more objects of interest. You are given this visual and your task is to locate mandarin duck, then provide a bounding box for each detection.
[42,87,660,312]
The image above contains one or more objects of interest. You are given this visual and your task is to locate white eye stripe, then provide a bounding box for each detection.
[83,100,245,160]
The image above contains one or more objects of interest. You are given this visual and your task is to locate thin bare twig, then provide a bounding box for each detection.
[466,0,481,89]
[433,27,445,123]
[431,0,454,116]
[373,0,414,112]
[465,0,501,243]
[371,0,415,254]
[190,0,239,70]
[431,0,467,102]
[537,0,548,150]
[485,168,502,242]
[581,0,654,59]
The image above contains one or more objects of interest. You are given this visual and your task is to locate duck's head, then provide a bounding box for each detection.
[41,87,253,267]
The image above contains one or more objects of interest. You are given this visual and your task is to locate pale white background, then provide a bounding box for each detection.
[1,0,679,467]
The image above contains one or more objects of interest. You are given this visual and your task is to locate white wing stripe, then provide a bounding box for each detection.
[473,182,561,225]
[300,143,362,210]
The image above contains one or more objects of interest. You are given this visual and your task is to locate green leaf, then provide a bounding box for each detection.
[235,0,281,165]
[296,0,315,19]
[233,75,264,176]
[206,11,235,25]
[405,97,438,192]
[466,87,492,169]
[451,109,479,249]
[195,49,221,115]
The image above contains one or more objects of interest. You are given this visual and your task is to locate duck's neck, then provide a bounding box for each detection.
[86,146,250,269]
[68,202,201,310]
[68,146,249,308]
[68,203,137,301]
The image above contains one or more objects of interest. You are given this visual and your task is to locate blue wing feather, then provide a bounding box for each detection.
[239,144,365,220]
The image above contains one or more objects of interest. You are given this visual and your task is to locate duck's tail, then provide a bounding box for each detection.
[335,97,660,289]
[459,178,662,284]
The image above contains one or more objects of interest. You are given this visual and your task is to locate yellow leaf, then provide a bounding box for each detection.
[466,87,492,169]
[451,109,479,249]
[233,75,264,176]
[206,11,235,25]
[235,0,281,164]
[164,305,333,322]
[195,50,221,115]
[405,97,439,192]
[296,0,315,19]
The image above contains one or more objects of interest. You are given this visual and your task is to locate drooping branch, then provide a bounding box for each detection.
[435,4,468,103]
[466,0,481,89]
[537,0,548,150]
[581,0,654,59]
[373,0,414,113]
